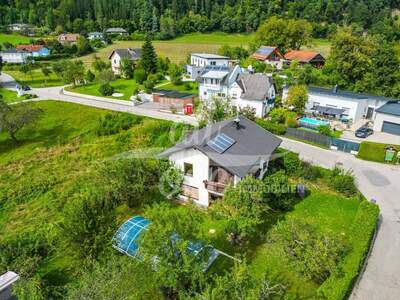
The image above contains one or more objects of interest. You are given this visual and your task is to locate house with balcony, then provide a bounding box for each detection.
[159,117,282,207]
[252,46,284,70]
[186,53,230,80]
[198,65,276,118]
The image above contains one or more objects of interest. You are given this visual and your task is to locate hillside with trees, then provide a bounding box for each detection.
[0,0,399,39]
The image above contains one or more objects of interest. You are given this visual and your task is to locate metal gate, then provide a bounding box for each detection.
[331,138,360,153]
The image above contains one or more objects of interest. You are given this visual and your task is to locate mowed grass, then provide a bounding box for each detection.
[303,38,332,58]
[0,88,29,104]
[65,78,140,101]
[80,32,254,64]
[249,193,361,298]
[5,69,64,88]
[160,81,199,94]
[0,33,32,46]
[358,141,399,163]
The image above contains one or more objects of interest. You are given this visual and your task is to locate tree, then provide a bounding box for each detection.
[168,63,182,85]
[216,176,268,243]
[139,203,207,297]
[134,68,147,84]
[92,57,109,72]
[76,36,92,56]
[286,85,308,114]
[97,69,115,84]
[197,96,235,126]
[0,101,43,143]
[141,36,158,75]
[85,70,95,83]
[120,58,135,79]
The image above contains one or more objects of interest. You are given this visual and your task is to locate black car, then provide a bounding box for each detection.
[355,127,373,138]
[22,85,31,91]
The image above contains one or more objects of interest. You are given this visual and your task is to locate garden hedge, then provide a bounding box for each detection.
[317,201,379,300]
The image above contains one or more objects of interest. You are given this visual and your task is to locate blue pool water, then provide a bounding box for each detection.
[299,117,329,127]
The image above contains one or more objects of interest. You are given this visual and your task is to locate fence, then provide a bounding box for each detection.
[285,128,361,153]
[285,128,331,148]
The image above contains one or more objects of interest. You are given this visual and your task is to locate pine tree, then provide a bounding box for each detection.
[140,36,158,75]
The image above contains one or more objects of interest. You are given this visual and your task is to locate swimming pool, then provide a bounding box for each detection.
[299,117,329,128]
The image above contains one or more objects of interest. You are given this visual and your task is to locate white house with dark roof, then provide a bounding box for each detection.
[198,65,276,118]
[105,28,128,35]
[186,53,230,80]
[0,49,29,63]
[109,48,142,75]
[373,101,400,136]
[159,117,282,206]
[88,32,104,41]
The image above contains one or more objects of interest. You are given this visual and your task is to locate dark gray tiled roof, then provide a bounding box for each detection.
[376,101,400,117]
[159,117,282,178]
[109,48,141,60]
[237,73,273,101]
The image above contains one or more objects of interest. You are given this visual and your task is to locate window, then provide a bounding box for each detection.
[210,61,216,65]
[184,163,193,177]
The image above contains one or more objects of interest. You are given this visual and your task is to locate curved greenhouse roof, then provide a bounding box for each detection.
[112,216,151,257]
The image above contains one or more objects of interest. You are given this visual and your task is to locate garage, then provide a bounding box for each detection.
[382,121,400,136]
[374,101,400,136]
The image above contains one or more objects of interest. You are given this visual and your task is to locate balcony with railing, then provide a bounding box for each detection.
[203,180,226,195]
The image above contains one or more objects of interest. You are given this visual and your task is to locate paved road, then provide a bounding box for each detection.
[281,138,400,300]
[0,73,198,126]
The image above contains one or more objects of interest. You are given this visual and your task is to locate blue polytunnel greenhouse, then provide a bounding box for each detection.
[112,216,220,270]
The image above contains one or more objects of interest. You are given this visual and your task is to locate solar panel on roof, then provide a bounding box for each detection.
[206,133,236,154]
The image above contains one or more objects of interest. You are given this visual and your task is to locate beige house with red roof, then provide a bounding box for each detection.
[57,34,80,45]
[284,50,325,67]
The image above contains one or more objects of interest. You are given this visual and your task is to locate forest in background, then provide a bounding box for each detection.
[1,0,400,39]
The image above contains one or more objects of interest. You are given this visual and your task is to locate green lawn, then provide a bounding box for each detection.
[0,33,32,46]
[65,78,140,101]
[160,81,199,94]
[0,88,30,104]
[5,69,64,88]
[171,32,253,45]
[358,141,399,164]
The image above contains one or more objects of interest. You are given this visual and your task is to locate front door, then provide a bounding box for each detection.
[366,107,374,119]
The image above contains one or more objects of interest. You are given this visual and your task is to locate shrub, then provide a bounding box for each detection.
[143,79,155,93]
[317,125,332,136]
[134,68,147,84]
[283,152,303,175]
[85,69,95,83]
[98,83,114,96]
[318,201,379,300]
[256,119,287,135]
[183,82,192,90]
[95,113,142,136]
[285,117,299,128]
[329,166,357,197]
[301,162,322,180]
[263,171,298,211]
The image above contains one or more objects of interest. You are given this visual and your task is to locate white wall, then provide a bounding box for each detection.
[169,148,210,206]
[373,112,400,132]
[0,53,28,63]
[110,52,121,74]
[191,55,229,67]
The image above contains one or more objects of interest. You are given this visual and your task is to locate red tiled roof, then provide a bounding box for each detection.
[58,34,80,42]
[284,50,323,63]
[16,44,44,52]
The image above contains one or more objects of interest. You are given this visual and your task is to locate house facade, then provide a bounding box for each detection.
[373,101,400,136]
[152,89,197,114]
[159,117,282,207]
[198,65,276,118]
[16,45,51,57]
[186,53,230,80]
[284,50,325,67]
[0,49,29,63]
[109,48,141,75]
[105,28,128,35]
[88,32,104,41]
[58,33,80,45]
[252,46,284,70]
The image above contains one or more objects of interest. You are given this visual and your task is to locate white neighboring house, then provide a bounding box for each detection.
[109,48,141,75]
[283,86,394,124]
[105,28,128,35]
[186,53,229,80]
[198,65,276,118]
[159,117,282,207]
[373,101,400,136]
[8,23,29,32]
[88,32,104,41]
[0,49,29,64]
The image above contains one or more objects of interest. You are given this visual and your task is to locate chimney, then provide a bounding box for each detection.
[234,116,241,130]
[333,84,338,93]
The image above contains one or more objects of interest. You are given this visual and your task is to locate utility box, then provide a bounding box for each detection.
[0,272,19,300]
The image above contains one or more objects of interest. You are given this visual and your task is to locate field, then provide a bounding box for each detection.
[304,38,332,58]
[5,69,64,88]
[0,33,32,46]
[79,32,254,65]
[0,100,378,299]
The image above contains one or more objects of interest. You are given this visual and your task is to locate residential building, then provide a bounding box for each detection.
[108,48,142,75]
[284,50,325,67]
[0,49,29,63]
[373,101,400,136]
[283,86,397,125]
[88,32,104,41]
[58,33,80,45]
[8,23,29,32]
[16,45,51,57]
[105,28,128,35]
[252,46,284,69]
[159,117,282,207]
[198,65,276,118]
[152,90,197,114]
[186,53,229,80]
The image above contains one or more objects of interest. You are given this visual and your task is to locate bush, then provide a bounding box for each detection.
[283,152,303,175]
[301,162,323,180]
[318,201,379,300]
[95,113,143,136]
[143,79,155,93]
[329,166,357,197]
[134,69,147,84]
[317,125,332,136]
[263,171,298,211]
[98,83,114,96]
[256,119,287,135]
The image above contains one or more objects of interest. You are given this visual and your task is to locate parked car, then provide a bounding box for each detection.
[22,85,31,91]
[355,127,373,138]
